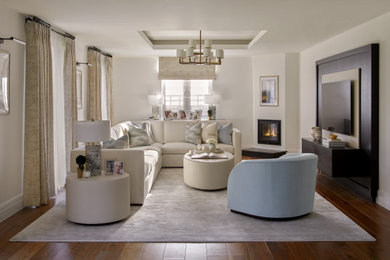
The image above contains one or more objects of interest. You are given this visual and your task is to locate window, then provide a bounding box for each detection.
[162,80,212,118]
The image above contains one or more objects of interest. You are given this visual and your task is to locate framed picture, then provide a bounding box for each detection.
[260,76,279,106]
[76,70,82,109]
[86,145,101,176]
[114,161,124,175]
[0,50,10,115]
[105,160,114,175]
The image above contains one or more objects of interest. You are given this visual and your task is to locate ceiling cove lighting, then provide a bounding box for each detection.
[176,30,224,65]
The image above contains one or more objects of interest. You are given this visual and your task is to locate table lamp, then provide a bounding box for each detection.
[73,120,111,176]
[148,94,163,119]
[205,95,221,120]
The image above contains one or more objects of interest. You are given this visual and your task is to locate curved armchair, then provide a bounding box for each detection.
[227,153,318,219]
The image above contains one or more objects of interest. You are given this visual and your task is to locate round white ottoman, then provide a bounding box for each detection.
[66,172,130,224]
[183,152,234,190]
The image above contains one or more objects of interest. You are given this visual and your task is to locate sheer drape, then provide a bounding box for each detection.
[87,49,102,120]
[24,21,54,206]
[101,55,108,120]
[105,56,113,123]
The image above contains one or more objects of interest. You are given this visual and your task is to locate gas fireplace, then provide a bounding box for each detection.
[258,119,281,145]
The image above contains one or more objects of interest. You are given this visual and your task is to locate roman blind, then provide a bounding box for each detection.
[158,57,216,80]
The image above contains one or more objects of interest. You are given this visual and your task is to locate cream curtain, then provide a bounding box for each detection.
[24,21,54,206]
[105,56,113,123]
[87,49,102,120]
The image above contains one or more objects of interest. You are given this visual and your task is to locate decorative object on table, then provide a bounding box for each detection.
[171,111,178,120]
[322,138,346,148]
[73,120,111,176]
[205,94,220,120]
[201,122,218,143]
[164,110,172,120]
[176,30,224,65]
[114,161,124,175]
[106,160,114,175]
[76,70,82,109]
[147,94,163,120]
[83,171,91,178]
[329,133,338,140]
[206,138,217,151]
[195,110,202,120]
[311,126,322,141]
[0,50,10,115]
[179,110,186,119]
[207,109,212,120]
[75,155,86,179]
[260,75,279,106]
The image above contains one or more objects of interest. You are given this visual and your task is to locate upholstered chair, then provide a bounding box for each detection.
[227,153,318,219]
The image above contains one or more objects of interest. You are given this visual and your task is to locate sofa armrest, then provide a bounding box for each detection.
[70,148,146,204]
[232,128,242,165]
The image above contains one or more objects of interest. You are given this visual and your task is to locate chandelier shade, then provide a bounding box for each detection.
[176,30,224,65]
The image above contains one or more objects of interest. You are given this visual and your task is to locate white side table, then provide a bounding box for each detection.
[66,172,130,224]
[183,152,234,190]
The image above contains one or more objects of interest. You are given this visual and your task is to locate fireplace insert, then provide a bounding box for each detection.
[258,119,281,145]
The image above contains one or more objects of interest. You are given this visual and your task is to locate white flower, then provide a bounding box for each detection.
[206,138,217,144]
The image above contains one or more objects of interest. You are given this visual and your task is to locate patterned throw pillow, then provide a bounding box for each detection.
[127,122,153,147]
[102,135,129,149]
[185,122,202,145]
[201,122,218,143]
[217,122,233,145]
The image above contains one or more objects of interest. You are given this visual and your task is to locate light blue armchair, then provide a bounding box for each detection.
[227,153,318,219]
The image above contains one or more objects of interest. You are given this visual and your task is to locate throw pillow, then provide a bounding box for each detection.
[201,122,218,143]
[185,122,202,145]
[217,122,233,145]
[127,122,153,147]
[102,135,129,149]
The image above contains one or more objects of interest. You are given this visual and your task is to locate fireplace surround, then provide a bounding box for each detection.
[258,119,281,145]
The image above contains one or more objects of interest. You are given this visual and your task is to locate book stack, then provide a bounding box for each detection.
[322,138,346,148]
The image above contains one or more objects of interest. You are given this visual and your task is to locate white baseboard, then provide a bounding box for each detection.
[376,190,390,211]
[0,194,23,223]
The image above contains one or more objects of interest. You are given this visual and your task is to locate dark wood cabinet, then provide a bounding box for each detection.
[302,138,369,178]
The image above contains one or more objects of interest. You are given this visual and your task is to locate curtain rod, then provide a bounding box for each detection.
[25,16,76,40]
[88,46,113,58]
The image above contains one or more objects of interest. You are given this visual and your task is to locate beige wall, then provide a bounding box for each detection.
[0,4,25,221]
[299,12,390,210]
[112,57,254,145]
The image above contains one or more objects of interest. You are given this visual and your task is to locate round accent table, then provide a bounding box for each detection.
[183,152,234,190]
[66,172,130,224]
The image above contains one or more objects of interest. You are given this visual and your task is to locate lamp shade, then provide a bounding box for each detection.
[74,120,111,142]
[176,49,185,58]
[216,49,224,59]
[205,95,221,105]
[204,40,212,48]
[148,95,163,105]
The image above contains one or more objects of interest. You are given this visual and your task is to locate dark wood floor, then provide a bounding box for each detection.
[1,165,390,259]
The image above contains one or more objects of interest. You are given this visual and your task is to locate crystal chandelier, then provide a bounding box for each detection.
[176,30,224,65]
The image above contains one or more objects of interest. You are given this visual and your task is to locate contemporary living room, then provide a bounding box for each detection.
[1,0,390,259]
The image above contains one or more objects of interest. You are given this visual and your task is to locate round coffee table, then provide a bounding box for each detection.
[183,152,234,190]
[66,172,130,224]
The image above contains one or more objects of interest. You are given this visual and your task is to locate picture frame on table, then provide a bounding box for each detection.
[114,161,124,175]
[105,160,114,175]
[86,145,101,176]
[260,76,279,107]
[0,50,10,115]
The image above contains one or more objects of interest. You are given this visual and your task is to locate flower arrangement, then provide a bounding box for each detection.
[76,155,86,171]
[206,138,217,145]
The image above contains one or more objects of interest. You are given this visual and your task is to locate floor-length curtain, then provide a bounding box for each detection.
[88,49,102,120]
[51,32,67,191]
[101,55,107,120]
[24,21,54,207]
[63,38,77,170]
[105,56,113,123]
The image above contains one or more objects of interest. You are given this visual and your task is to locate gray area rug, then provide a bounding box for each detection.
[11,168,374,242]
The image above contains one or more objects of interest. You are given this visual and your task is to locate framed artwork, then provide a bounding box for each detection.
[0,50,10,115]
[114,161,124,175]
[76,70,82,109]
[105,160,114,175]
[260,76,279,107]
[86,145,101,176]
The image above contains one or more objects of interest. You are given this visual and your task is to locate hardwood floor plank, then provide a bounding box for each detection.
[185,243,207,260]
[118,243,144,260]
[247,243,273,260]
[163,243,186,259]
[286,242,318,259]
[141,243,166,260]
[8,242,46,260]
[206,243,229,256]
[267,242,296,260]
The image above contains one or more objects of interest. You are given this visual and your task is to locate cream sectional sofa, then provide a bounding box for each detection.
[71,120,241,205]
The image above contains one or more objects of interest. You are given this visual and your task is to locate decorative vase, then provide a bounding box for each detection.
[208,143,216,151]
[77,168,83,179]
[311,127,321,141]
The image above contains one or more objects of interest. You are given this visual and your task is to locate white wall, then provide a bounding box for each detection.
[75,42,89,121]
[112,57,254,145]
[0,4,25,221]
[299,12,390,210]
[252,53,300,152]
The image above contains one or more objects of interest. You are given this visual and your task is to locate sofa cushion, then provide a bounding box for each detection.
[162,142,196,155]
[217,122,233,145]
[185,122,202,144]
[216,143,234,154]
[131,143,162,155]
[164,120,199,143]
[149,121,164,143]
[202,122,218,143]
[103,135,129,149]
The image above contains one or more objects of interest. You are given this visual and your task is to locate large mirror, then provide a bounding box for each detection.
[0,50,10,115]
